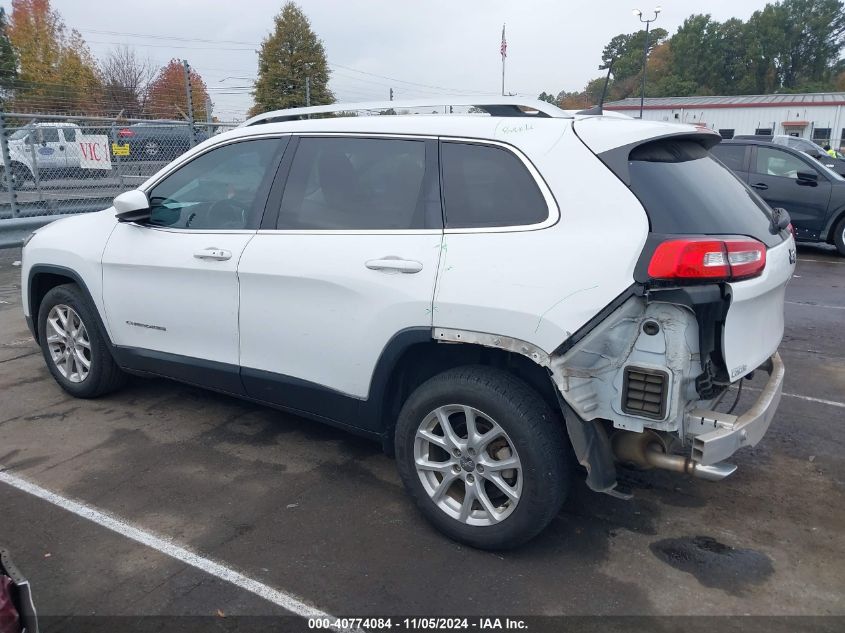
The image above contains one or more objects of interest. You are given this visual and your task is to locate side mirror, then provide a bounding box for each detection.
[114,190,151,222]
[796,171,819,186]
[806,150,821,159]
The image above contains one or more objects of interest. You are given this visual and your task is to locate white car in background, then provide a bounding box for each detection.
[20,98,794,549]
[2,122,111,187]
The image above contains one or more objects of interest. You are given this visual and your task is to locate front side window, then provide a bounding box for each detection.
[277,137,426,230]
[147,139,279,230]
[754,147,814,179]
[39,128,60,143]
[440,142,548,228]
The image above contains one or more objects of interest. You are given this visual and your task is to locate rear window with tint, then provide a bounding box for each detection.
[627,140,780,248]
[440,142,548,228]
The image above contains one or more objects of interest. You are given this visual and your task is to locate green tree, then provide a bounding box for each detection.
[537,91,557,104]
[600,27,669,83]
[251,1,333,116]
[0,7,17,102]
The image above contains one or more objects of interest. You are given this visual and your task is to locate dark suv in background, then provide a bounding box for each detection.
[712,138,845,255]
[733,134,845,176]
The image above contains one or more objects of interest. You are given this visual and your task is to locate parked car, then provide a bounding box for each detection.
[21,98,794,549]
[712,138,845,255]
[1,122,112,187]
[115,122,208,161]
[733,133,845,176]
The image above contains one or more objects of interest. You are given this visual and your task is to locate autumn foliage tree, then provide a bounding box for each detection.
[146,59,209,120]
[251,1,333,115]
[7,0,102,113]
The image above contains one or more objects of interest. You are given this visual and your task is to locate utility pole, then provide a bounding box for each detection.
[633,7,661,120]
[182,59,196,147]
[389,88,394,101]
[305,75,311,107]
[205,97,213,138]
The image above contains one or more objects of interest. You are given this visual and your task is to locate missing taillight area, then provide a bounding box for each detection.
[648,238,766,282]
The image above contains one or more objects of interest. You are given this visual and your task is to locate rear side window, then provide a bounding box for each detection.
[627,139,780,247]
[711,144,746,171]
[440,142,548,228]
[62,127,76,142]
[277,137,426,230]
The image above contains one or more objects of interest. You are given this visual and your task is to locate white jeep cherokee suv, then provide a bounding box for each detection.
[21,98,794,549]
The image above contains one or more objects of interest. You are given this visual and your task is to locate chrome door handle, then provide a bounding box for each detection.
[365,257,423,274]
[194,248,232,261]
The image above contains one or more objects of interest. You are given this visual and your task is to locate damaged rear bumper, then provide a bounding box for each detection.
[686,353,784,466]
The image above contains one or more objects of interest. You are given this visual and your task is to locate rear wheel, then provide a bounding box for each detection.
[395,366,569,549]
[834,217,845,256]
[38,284,126,398]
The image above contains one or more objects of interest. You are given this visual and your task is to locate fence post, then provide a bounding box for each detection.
[183,59,196,148]
[110,119,126,190]
[27,129,45,208]
[205,98,213,138]
[0,111,21,218]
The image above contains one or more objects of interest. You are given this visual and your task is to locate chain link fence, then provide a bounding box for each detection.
[0,111,239,246]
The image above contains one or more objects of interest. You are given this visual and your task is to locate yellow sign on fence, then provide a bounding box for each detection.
[111,143,130,156]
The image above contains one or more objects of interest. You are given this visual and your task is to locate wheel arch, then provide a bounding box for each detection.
[821,205,845,244]
[371,331,561,455]
[28,265,112,347]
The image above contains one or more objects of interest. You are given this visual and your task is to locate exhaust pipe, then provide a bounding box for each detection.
[612,430,737,481]
[643,444,737,481]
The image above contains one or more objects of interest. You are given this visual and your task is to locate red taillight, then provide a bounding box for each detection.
[648,238,766,281]
[118,128,134,138]
[787,222,796,240]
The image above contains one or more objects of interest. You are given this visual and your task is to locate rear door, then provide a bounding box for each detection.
[748,145,832,238]
[711,143,751,183]
[237,135,442,429]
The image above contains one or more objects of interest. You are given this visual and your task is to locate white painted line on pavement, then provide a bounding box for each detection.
[786,301,845,310]
[744,386,845,409]
[797,257,845,265]
[0,470,356,631]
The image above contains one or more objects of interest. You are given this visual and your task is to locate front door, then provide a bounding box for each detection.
[237,135,443,429]
[749,145,832,238]
[32,126,66,170]
[101,136,286,392]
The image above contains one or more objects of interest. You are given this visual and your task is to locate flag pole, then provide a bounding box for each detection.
[500,23,507,96]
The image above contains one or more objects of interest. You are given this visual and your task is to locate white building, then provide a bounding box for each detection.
[604,92,845,149]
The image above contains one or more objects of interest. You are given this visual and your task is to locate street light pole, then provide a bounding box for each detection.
[633,6,661,119]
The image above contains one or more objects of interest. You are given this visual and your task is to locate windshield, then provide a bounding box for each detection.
[9,128,31,140]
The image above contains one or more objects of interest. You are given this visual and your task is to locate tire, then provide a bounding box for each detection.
[0,163,31,190]
[37,284,126,398]
[394,366,569,550]
[834,216,845,257]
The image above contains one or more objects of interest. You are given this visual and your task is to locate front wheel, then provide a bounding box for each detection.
[395,366,570,549]
[38,284,126,398]
[834,217,845,256]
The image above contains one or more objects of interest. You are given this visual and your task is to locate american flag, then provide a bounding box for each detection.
[500,24,507,59]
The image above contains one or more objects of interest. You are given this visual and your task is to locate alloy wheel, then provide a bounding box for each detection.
[414,404,523,526]
[46,304,92,383]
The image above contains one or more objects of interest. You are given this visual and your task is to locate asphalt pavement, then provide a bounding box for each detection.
[0,244,843,630]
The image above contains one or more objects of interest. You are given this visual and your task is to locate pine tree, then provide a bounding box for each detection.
[251,1,333,116]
